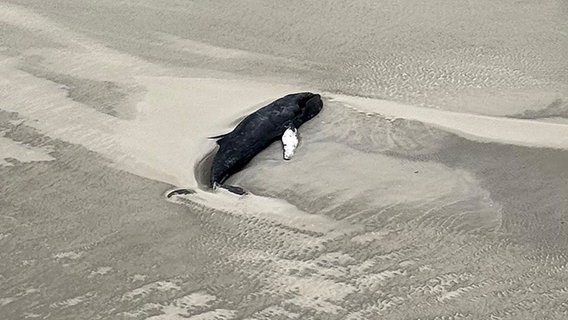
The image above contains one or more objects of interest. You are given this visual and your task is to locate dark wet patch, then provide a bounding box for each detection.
[303,99,459,158]
[329,102,568,250]
[193,145,217,190]
[434,140,568,251]
[508,98,568,120]
[0,22,61,56]
[18,66,141,119]
[335,103,568,250]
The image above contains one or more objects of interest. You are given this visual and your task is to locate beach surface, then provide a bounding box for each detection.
[1,1,567,319]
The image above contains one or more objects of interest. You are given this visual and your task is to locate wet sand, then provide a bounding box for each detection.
[1,1,568,319]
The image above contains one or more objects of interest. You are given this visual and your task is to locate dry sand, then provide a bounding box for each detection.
[1,1,567,319]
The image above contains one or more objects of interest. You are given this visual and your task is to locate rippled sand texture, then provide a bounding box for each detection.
[1,1,568,320]
[6,0,565,114]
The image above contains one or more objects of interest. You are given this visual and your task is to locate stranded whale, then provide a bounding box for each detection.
[210,92,323,194]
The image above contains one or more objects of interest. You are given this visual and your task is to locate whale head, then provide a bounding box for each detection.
[296,93,323,124]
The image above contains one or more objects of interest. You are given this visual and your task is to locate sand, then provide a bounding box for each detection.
[331,94,568,149]
[1,1,567,319]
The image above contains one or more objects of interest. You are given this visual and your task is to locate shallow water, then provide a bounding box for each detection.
[1,1,567,319]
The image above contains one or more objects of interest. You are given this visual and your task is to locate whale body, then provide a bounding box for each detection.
[210,92,323,194]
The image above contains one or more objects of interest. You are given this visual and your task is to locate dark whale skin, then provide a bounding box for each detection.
[210,92,323,192]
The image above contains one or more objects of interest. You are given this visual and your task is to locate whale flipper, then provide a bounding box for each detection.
[212,182,247,195]
[220,185,247,195]
[209,132,231,140]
